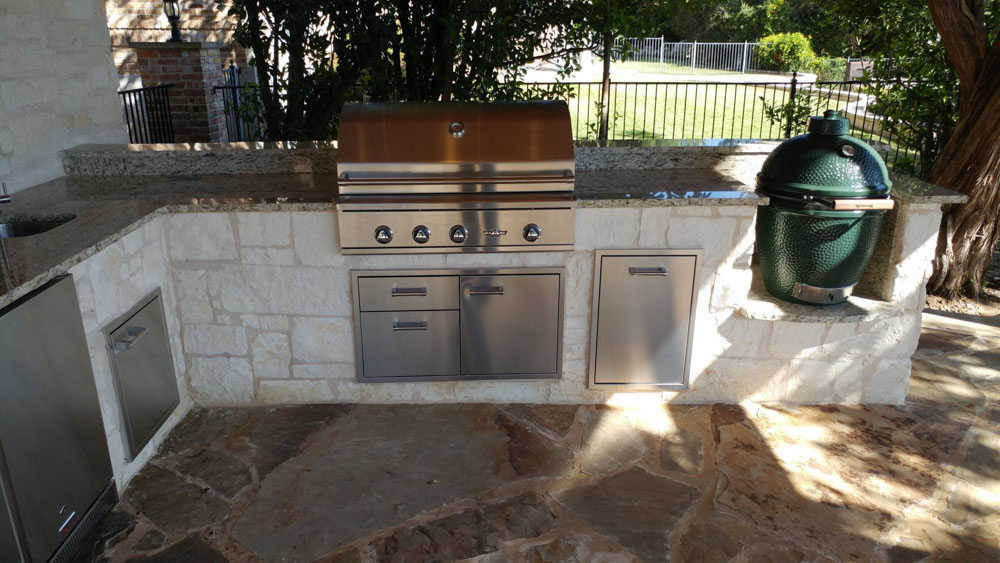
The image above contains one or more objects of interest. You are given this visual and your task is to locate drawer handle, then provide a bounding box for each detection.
[113,326,148,351]
[391,287,427,297]
[629,266,668,276]
[469,285,504,296]
[392,320,429,331]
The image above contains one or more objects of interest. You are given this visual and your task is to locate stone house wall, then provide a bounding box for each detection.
[0,0,127,193]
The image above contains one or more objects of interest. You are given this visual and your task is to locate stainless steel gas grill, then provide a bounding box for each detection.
[336,101,576,253]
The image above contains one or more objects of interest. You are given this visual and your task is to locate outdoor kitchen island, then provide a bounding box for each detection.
[0,145,963,487]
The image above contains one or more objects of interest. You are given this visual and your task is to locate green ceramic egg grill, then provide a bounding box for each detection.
[755,110,893,305]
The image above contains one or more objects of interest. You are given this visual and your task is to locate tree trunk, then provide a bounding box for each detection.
[598,30,612,145]
[926,0,1000,298]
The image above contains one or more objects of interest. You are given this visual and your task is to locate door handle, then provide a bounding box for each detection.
[392,320,429,331]
[629,266,668,276]
[113,326,148,351]
[391,287,427,297]
[469,285,505,296]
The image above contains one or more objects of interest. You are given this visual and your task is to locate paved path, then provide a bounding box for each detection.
[91,312,1000,562]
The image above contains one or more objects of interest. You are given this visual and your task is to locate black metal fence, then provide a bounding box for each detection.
[117,84,175,143]
[214,63,262,142]
[532,74,909,167]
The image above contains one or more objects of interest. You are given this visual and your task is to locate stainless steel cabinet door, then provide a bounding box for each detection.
[0,275,112,562]
[591,253,699,387]
[0,480,21,562]
[106,292,180,461]
[360,311,460,378]
[460,274,560,376]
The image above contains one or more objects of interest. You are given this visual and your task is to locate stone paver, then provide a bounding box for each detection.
[88,312,1000,562]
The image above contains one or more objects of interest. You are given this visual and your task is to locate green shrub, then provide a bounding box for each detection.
[757,32,815,72]
[810,57,847,82]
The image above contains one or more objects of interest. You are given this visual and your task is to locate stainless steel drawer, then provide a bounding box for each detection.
[460,274,561,376]
[357,276,459,312]
[359,310,460,378]
[590,252,700,388]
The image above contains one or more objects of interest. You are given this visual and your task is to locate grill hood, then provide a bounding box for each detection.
[337,101,575,195]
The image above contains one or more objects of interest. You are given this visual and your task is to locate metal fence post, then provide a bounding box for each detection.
[691,41,697,75]
[742,41,749,73]
[659,36,665,73]
[785,71,798,138]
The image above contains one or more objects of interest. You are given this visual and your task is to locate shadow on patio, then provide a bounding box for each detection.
[88,311,999,562]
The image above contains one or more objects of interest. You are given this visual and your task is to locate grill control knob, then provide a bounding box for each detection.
[449,225,468,243]
[523,224,541,242]
[374,225,393,244]
[412,225,431,244]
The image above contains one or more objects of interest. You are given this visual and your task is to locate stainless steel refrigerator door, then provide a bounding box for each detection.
[459,274,561,376]
[0,275,113,562]
[591,253,699,388]
[1,474,22,562]
[106,291,180,462]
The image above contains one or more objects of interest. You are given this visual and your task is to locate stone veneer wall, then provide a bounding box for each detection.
[67,218,190,489]
[153,205,928,407]
[0,0,127,193]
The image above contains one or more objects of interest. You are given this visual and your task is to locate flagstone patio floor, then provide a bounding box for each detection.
[90,311,1000,562]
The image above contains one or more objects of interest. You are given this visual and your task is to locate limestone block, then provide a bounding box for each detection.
[709,265,753,311]
[862,359,911,404]
[240,314,290,331]
[257,379,334,403]
[565,251,594,317]
[858,315,922,359]
[292,212,345,267]
[240,247,296,265]
[328,379,365,402]
[290,316,354,363]
[122,228,145,255]
[361,382,458,403]
[767,321,828,360]
[167,213,237,261]
[251,332,291,379]
[188,357,254,403]
[218,265,351,316]
[563,316,590,363]
[236,212,291,247]
[183,324,247,356]
[717,315,768,359]
[817,322,861,358]
[173,269,214,324]
[575,208,641,250]
[292,364,355,380]
[452,381,553,403]
[785,360,865,403]
[898,209,943,261]
[682,358,788,403]
[666,216,737,265]
[638,208,671,247]
[716,205,759,217]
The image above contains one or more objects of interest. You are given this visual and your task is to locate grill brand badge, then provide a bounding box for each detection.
[483,229,508,237]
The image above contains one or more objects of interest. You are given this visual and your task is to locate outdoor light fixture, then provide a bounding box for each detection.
[163,0,182,42]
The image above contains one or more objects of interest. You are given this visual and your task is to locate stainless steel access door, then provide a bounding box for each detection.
[0,462,21,562]
[460,274,561,377]
[105,290,180,462]
[591,252,700,388]
[0,275,113,562]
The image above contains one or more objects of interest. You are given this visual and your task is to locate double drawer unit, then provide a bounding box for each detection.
[352,268,564,381]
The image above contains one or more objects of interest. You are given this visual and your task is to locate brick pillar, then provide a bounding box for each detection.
[128,42,242,143]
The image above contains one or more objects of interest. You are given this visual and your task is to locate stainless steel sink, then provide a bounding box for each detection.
[0,217,75,239]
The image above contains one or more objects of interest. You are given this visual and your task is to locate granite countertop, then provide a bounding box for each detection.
[574,168,763,207]
[0,169,760,308]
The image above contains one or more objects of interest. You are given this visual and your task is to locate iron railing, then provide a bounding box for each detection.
[117,84,175,143]
[529,75,909,167]
[214,63,262,142]
[612,39,767,75]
